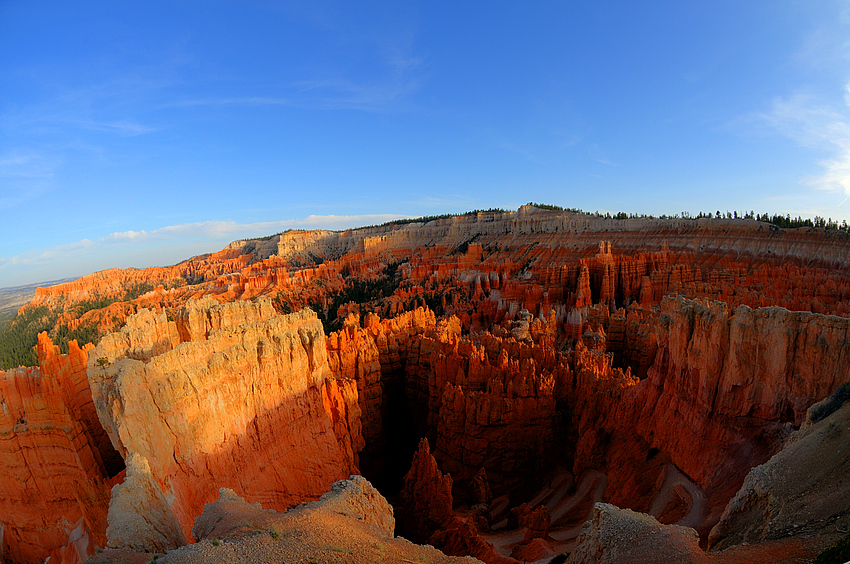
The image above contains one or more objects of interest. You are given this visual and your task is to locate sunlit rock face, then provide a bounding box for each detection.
[0,334,122,563]
[630,297,850,489]
[105,453,186,552]
[88,297,363,541]
[3,208,850,561]
[120,475,480,564]
[325,307,436,472]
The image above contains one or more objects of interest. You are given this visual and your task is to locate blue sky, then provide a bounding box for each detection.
[2,1,850,288]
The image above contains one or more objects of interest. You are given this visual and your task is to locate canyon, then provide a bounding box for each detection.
[0,206,849,563]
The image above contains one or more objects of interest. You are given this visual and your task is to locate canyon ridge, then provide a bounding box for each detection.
[1,206,849,564]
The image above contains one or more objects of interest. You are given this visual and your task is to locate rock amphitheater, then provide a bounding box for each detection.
[1,206,849,563]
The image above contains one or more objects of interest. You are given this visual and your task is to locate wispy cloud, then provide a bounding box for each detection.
[103,215,409,243]
[758,82,850,195]
[493,138,542,162]
[0,77,160,139]
[0,151,57,179]
[0,150,59,210]
[406,195,477,210]
[295,77,420,111]
[169,45,425,113]
[2,239,94,266]
[166,96,291,108]
[5,110,156,138]
[589,144,618,167]
[70,119,156,136]
[0,214,408,270]
[791,2,850,72]
[171,65,423,113]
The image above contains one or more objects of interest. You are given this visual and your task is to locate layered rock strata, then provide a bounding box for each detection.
[27,207,850,350]
[0,334,122,563]
[636,298,848,494]
[325,308,436,458]
[88,297,364,541]
[4,206,850,562]
[394,294,850,554]
[564,296,850,530]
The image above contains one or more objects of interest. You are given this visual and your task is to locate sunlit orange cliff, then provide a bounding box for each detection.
[1,206,849,563]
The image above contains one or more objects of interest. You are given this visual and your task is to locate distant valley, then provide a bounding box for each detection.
[0,278,75,328]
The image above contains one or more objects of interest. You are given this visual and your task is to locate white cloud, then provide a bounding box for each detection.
[0,214,407,273]
[102,215,409,244]
[817,148,850,195]
[759,83,850,195]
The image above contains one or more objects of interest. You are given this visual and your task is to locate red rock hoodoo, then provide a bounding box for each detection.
[1,206,849,562]
[87,297,363,542]
[0,334,123,563]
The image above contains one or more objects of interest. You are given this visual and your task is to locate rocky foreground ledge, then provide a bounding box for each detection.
[89,475,482,564]
[565,398,850,564]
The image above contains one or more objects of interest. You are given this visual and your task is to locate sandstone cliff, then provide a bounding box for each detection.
[564,296,850,535]
[18,208,850,375]
[89,476,483,564]
[0,334,122,563]
[105,453,186,552]
[708,396,850,550]
[326,309,435,449]
[3,206,850,562]
[88,297,364,542]
[327,294,850,557]
[405,324,562,496]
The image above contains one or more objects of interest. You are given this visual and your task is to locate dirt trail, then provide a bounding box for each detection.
[648,463,707,529]
[548,470,607,541]
[482,468,607,561]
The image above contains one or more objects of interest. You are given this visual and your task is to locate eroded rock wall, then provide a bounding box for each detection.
[88,298,363,541]
[4,207,850,561]
[569,296,850,532]
[0,334,121,563]
[406,323,562,494]
[399,439,517,564]
[632,298,850,492]
[708,400,850,550]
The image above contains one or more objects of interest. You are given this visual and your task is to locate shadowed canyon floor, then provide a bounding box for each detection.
[0,206,849,563]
